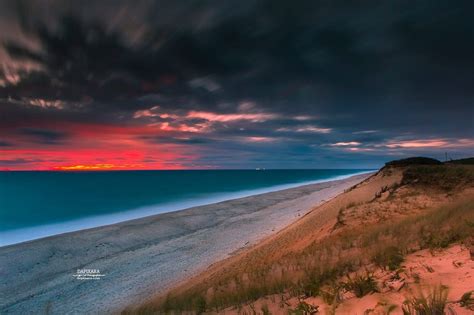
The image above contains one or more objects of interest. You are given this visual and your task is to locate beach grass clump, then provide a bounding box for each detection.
[420,229,461,250]
[401,285,451,315]
[261,303,271,315]
[343,272,378,298]
[300,268,342,298]
[319,282,343,305]
[194,296,206,314]
[460,291,474,310]
[288,301,318,315]
[300,272,324,297]
[334,207,346,229]
[362,195,474,253]
[401,164,474,191]
[372,246,404,271]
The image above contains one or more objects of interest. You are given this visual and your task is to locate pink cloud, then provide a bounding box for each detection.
[151,122,209,133]
[295,126,332,133]
[293,115,317,121]
[385,139,448,148]
[133,106,160,118]
[186,111,278,122]
[330,141,361,146]
[347,147,375,152]
[134,107,279,124]
[382,138,474,149]
[244,136,275,142]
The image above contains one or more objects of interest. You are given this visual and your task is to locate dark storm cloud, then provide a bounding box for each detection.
[142,135,212,145]
[0,0,473,168]
[19,128,69,145]
[0,158,43,164]
[0,140,13,147]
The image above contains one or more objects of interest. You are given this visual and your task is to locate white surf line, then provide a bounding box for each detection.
[0,170,374,247]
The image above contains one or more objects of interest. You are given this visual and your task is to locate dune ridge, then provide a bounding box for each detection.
[134,161,474,314]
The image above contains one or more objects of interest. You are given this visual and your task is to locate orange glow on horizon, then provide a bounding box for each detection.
[0,140,197,170]
[53,163,145,171]
[0,120,202,170]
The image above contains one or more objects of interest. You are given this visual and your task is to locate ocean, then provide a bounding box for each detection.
[0,169,372,246]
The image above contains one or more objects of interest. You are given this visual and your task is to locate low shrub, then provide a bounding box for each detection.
[195,296,207,315]
[401,285,452,315]
[320,282,342,305]
[401,165,474,191]
[460,291,474,310]
[343,272,378,298]
[372,246,404,271]
[385,157,442,167]
[288,301,318,315]
[420,230,460,249]
[261,303,271,315]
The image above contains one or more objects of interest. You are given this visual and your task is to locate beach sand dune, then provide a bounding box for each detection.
[145,163,473,314]
[0,173,370,314]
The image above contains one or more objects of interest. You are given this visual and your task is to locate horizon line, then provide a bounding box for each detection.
[0,167,378,172]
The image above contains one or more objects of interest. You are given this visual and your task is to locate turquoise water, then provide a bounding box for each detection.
[0,169,371,246]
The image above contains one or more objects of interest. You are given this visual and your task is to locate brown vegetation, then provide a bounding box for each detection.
[127,163,474,314]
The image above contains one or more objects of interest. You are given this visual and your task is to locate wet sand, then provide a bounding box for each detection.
[0,173,371,314]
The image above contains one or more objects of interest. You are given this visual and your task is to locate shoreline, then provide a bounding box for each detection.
[0,170,374,247]
[0,173,372,314]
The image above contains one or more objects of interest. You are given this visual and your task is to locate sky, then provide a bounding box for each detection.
[0,0,473,170]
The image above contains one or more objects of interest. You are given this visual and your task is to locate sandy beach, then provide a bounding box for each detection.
[0,173,371,314]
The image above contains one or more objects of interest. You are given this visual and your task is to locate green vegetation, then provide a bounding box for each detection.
[288,301,318,315]
[447,157,474,165]
[385,157,442,167]
[261,303,271,315]
[319,281,342,305]
[401,285,451,315]
[460,291,474,310]
[372,246,404,271]
[194,296,206,315]
[401,165,474,191]
[343,272,378,298]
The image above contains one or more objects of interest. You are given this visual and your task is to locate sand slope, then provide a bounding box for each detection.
[138,165,474,314]
[145,169,401,303]
[219,244,474,315]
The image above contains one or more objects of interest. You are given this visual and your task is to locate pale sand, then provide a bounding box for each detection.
[228,244,474,315]
[0,173,371,314]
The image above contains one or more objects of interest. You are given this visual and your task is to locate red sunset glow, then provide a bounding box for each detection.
[0,122,200,170]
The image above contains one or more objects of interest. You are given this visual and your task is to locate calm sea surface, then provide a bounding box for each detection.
[0,169,372,245]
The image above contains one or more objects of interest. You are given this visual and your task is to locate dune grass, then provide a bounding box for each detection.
[131,165,474,314]
[135,194,474,313]
[460,291,474,310]
[343,272,378,298]
[401,164,474,191]
[401,285,452,315]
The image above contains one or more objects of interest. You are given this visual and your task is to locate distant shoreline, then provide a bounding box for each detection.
[0,170,374,247]
[0,172,372,314]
